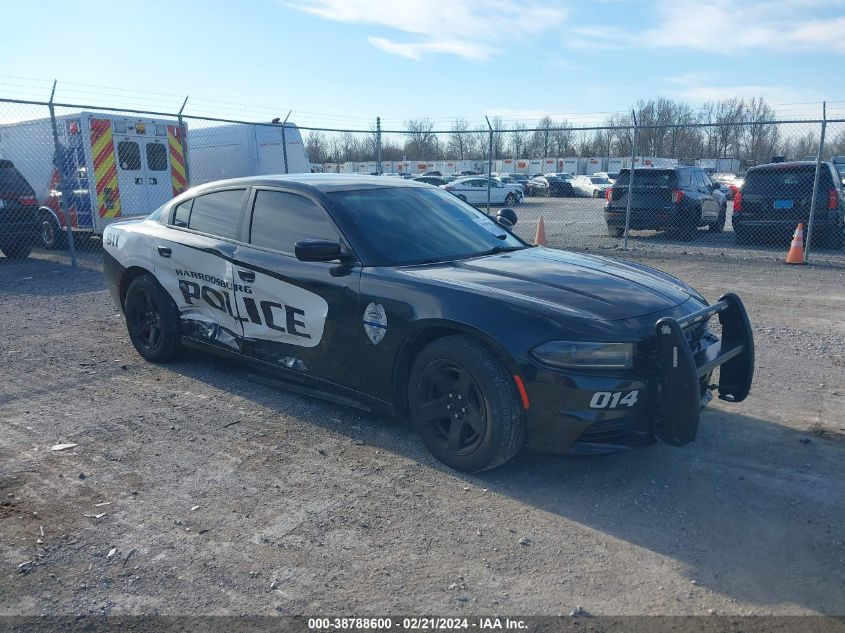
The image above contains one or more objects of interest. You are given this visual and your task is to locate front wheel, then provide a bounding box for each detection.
[124,274,181,363]
[607,224,624,238]
[1,244,32,260]
[505,192,518,206]
[408,335,525,472]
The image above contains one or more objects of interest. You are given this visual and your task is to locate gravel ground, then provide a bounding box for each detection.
[1,246,844,618]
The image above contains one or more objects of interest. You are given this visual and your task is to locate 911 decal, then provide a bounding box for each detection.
[590,390,639,409]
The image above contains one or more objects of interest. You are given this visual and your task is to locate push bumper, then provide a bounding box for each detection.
[653,292,754,446]
[521,293,754,454]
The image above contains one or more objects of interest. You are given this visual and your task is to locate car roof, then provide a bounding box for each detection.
[749,160,827,171]
[185,173,433,196]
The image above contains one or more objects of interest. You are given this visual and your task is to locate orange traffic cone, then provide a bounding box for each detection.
[785,223,806,265]
[534,215,547,246]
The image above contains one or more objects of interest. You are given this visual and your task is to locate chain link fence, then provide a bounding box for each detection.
[1,97,842,265]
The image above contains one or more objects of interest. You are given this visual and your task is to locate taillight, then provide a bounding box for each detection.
[18,195,37,206]
[605,188,612,202]
[672,190,684,204]
[729,184,739,196]
[829,188,839,210]
[733,190,743,212]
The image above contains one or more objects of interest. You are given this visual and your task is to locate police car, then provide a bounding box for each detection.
[103,175,754,472]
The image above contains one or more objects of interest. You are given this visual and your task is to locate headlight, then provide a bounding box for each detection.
[530,341,635,370]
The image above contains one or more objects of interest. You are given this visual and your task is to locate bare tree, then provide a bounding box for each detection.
[508,123,529,158]
[447,119,470,160]
[305,131,328,164]
[403,119,440,159]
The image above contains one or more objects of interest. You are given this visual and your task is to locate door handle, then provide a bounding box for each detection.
[238,269,255,283]
[157,246,172,257]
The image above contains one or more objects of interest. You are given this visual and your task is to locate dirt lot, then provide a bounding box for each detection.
[1,247,844,617]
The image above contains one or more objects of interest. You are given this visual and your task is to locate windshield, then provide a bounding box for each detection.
[744,165,833,195]
[614,169,676,187]
[329,187,527,266]
[590,177,611,184]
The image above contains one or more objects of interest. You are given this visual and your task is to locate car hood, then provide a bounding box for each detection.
[401,247,697,321]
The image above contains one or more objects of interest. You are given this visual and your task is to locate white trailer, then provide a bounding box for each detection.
[443,160,458,174]
[585,157,607,175]
[562,157,582,175]
[188,122,310,185]
[607,157,625,177]
[341,162,356,174]
[528,159,543,175]
[513,159,530,174]
[380,161,394,173]
[498,159,515,174]
[542,157,561,174]
[0,111,186,247]
[634,157,678,169]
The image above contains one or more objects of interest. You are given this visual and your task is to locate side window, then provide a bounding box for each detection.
[146,143,167,171]
[701,172,714,188]
[172,198,193,228]
[249,190,338,254]
[117,141,141,171]
[677,170,691,188]
[187,189,246,239]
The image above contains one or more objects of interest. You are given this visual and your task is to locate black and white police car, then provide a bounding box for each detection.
[103,175,754,472]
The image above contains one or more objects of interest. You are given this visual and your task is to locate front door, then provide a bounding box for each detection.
[232,187,365,393]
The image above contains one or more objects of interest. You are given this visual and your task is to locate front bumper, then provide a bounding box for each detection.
[521,293,755,454]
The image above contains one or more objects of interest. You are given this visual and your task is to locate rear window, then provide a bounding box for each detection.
[744,165,833,195]
[0,166,34,194]
[614,169,676,187]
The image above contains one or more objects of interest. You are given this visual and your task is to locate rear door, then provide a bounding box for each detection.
[143,134,173,210]
[232,188,366,393]
[114,136,146,216]
[154,187,248,352]
[695,169,719,223]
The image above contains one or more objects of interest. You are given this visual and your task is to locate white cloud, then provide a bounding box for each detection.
[286,0,568,61]
[571,0,845,54]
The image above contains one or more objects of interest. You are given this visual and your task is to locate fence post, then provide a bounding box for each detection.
[805,101,826,263]
[177,96,190,186]
[485,116,493,215]
[623,110,638,250]
[47,80,76,268]
[280,110,292,174]
[376,117,382,175]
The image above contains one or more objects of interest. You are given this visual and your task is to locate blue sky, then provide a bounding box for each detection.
[1,0,843,128]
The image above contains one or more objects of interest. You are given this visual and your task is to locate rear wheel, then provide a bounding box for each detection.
[709,206,726,233]
[408,335,525,472]
[124,274,181,363]
[818,224,844,249]
[505,192,517,206]
[39,210,66,249]
[607,224,624,238]
[1,244,32,260]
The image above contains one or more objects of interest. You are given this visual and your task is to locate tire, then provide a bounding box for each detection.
[592,189,601,198]
[408,335,525,473]
[607,224,624,238]
[709,206,726,233]
[1,244,32,260]
[39,210,66,250]
[504,192,517,207]
[124,274,181,363]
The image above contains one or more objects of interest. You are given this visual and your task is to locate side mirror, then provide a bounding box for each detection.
[295,239,342,262]
[496,208,518,228]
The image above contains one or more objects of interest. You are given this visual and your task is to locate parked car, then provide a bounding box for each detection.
[544,174,576,197]
[103,174,754,472]
[525,176,551,197]
[593,172,616,184]
[573,175,614,198]
[413,176,449,187]
[732,161,844,248]
[496,175,528,194]
[422,170,443,177]
[0,160,39,259]
[712,172,742,200]
[604,166,726,240]
[441,177,523,206]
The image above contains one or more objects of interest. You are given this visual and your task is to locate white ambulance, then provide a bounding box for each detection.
[0,111,187,248]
